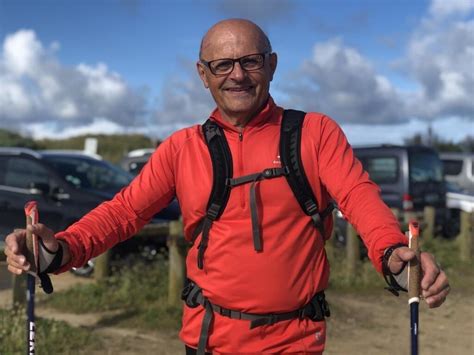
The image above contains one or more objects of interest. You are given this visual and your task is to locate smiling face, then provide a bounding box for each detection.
[197,19,277,127]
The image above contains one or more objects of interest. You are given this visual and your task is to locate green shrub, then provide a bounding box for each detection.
[44,254,182,331]
[0,307,100,354]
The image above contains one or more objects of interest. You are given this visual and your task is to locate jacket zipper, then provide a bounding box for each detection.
[238,131,245,208]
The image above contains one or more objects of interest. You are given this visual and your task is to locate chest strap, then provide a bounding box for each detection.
[181,280,330,355]
[195,111,335,270]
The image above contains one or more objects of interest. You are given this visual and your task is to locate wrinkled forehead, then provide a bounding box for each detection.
[201,26,267,60]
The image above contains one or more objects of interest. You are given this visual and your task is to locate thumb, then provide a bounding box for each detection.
[388,247,415,274]
[28,223,58,253]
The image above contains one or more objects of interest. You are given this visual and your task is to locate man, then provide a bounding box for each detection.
[5,19,450,354]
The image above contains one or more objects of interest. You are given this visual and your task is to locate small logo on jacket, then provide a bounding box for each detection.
[272,155,281,165]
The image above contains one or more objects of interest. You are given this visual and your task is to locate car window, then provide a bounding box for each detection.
[128,161,148,175]
[410,152,443,183]
[442,159,463,176]
[43,156,132,191]
[3,157,50,189]
[361,156,399,184]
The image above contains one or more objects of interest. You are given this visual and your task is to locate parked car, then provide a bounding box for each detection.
[440,152,474,194]
[0,147,180,275]
[333,145,449,248]
[120,148,155,175]
[444,181,474,237]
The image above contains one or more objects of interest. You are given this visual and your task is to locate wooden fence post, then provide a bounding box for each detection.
[94,250,111,280]
[325,210,337,261]
[459,211,474,262]
[422,206,435,240]
[346,223,360,278]
[168,219,186,306]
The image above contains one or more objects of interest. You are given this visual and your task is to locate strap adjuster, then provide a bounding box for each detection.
[206,203,221,220]
[219,308,231,317]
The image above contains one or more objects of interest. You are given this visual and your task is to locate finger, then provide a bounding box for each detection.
[420,252,439,290]
[5,229,27,255]
[422,268,449,298]
[388,246,414,274]
[425,283,450,308]
[7,264,26,275]
[6,255,30,271]
[29,223,58,252]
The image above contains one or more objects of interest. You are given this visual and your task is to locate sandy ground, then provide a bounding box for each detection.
[1,265,472,354]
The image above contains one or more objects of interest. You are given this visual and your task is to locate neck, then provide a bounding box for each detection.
[219,97,269,128]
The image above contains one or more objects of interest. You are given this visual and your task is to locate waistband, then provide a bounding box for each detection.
[181,280,330,354]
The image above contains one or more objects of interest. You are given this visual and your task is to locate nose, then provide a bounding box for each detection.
[228,61,246,80]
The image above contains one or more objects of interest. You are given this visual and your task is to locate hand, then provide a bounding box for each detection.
[4,223,59,275]
[389,247,450,308]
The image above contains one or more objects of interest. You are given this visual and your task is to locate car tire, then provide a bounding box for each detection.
[70,259,95,277]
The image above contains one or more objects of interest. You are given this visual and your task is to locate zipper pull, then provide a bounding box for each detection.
[239,132,243,141]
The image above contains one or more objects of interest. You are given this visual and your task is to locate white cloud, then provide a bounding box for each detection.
[280,0,473,133]
[429,0,474,19]
[151,60,215,127]
[343,116,473,146]
[26,118,127,140]
[403,5,474,120]
[279,38,405,124]
[0,29,147,132]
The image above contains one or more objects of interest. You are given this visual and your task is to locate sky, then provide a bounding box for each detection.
[0,0,473,145]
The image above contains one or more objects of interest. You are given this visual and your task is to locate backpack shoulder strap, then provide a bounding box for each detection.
[280,109,334,235]
[194,119,233,269]
[202,119,233,218]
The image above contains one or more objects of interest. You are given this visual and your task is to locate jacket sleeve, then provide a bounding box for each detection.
[316,115,407,272]
[54,137,177,272]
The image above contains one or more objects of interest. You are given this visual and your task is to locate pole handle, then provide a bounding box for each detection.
[408,221,421,300]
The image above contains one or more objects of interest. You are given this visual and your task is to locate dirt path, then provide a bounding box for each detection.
[325,289,473,355]
[1,269,472,354]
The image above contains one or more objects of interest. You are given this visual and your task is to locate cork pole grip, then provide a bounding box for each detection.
[408,222,421,302]
[25,215,37,274]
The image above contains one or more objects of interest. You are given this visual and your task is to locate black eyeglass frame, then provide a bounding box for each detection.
[200,52,272,76]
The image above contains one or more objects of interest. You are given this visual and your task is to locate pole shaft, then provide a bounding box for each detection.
[27,274,36,355]
[408,221,421,355]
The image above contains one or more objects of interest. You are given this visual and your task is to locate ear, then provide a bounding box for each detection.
[196,62,209,89]
[268,52,278,82]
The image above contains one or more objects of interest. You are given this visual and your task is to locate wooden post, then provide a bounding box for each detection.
[94,250,111,280]
[325,210,337,261]
[346,223,360,278]
[168,219,186,306]
[403,210,417,225]
[422,206,435,240]
[459,211,474,262]
[390,208,400,221]
[12,273,27,307]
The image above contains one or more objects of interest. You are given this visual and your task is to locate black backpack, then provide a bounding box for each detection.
[193,109,334,269]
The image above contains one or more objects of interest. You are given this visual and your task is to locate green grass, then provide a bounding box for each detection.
[0,307,101,355]
[44,254,182,332]
[327,236,474,293]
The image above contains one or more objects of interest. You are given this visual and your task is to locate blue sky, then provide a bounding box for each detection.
[0,0,472,145]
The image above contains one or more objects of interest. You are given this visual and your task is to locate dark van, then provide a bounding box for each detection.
[334,145,448,244]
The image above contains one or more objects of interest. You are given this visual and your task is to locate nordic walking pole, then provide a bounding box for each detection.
[408,221,421,355]
[24,201,39,355]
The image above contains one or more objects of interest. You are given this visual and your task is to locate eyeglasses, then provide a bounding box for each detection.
[200,52,270,75]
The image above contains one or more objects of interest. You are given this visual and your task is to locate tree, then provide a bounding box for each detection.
[0,129,38,149]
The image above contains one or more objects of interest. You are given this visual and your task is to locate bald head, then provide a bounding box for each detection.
[199,19,272,60]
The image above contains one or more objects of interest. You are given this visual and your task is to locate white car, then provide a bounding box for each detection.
[446,182,474,213]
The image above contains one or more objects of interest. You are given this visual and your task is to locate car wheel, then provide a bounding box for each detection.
[70,259,95,277]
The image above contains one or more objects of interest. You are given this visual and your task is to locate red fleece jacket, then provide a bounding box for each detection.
[56,97,407,353]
